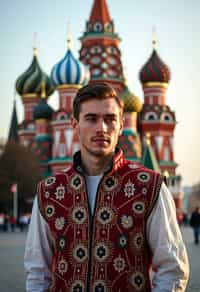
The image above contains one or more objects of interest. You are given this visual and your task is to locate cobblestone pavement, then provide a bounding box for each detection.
[0,231,26,292]
[0,227,199,291]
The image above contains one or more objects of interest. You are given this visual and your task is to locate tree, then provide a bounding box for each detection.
[0,141,43,213]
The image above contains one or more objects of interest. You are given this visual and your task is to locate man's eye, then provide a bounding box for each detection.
[105,117,117,123]
[86,116,96,122]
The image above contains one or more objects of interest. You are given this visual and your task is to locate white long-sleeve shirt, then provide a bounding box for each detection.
[24,181,189,292]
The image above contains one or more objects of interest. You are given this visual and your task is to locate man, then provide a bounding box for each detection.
[24,83,189,291]
[190,206,200,244]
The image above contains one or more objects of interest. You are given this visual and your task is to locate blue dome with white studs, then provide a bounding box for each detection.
[51,47,90,86]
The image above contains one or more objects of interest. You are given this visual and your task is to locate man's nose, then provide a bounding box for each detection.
[96,119,107,132]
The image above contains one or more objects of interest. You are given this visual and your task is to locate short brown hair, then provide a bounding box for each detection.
[73,83,124,120]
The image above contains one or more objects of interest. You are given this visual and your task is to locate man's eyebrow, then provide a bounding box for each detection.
[83,113,118,118]
[105,113,118,118]
[83,113,98,118]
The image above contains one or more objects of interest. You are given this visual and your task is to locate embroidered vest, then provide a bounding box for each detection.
[38,149,162,292]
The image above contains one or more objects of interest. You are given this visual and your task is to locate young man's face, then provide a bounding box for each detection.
[72,98,123,158]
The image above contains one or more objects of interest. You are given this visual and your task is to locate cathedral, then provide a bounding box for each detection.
[9,0,183,219]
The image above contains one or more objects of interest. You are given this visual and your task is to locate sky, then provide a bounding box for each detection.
[0,0,200,187]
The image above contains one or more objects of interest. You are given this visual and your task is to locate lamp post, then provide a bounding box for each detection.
[11,183,18,220]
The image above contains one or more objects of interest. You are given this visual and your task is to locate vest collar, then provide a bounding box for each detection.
[73,148,126,175]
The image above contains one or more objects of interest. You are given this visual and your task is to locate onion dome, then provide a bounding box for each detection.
[33,82,54,120]
[51,36,90,87]
[139,49,171,84]
[119,85,143,113]
[16,48,55,97]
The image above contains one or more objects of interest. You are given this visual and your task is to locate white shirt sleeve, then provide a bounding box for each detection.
[146,182,189,292]
[24,196,53,292]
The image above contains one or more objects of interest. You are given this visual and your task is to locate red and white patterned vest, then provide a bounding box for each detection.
[38,149,163,292]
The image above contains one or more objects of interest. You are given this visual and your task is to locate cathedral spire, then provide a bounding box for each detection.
[66,21,73,50]
[33,32,38,56]
[8,97,19,142]
[79,0,124,93]
[152,26,158,50]
[89,0,111,24]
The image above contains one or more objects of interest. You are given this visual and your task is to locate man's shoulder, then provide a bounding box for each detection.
[123,160,161,177]
[38,165,74,188]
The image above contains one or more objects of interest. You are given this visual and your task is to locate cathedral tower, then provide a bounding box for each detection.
[32,82,54,176]
[138,40,183,219]
[138,41,177,175]
[50,35,89,173]
[79,0,124,93]
[15,47,54,146]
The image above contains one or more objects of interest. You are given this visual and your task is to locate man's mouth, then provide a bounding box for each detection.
[92,137,110,143]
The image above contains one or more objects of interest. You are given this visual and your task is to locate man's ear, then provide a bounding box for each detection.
[119,117,124,135]
[71,117,78,129]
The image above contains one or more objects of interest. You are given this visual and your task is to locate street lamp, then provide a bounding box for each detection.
[10,183,18,220]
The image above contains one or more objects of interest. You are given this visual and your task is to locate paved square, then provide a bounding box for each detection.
[0,227,199,291]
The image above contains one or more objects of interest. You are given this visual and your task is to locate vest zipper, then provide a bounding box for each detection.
[85,174,105,292]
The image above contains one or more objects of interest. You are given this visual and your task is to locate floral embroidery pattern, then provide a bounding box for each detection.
[121,214,133,229]
[104,176,118,191]
[93,280,107,292]
[94,243,109,262]
[45,204,55,218]
[130,271,145,291]
[72,207,87,224]
[73,244,88,263]
[97,207,114,225]
[45,176,56,187]
[141,187,147,195]
[124,179,136,198]
[55,184,65,200]
[58,257,68,275]
[137,172,150,183]
[55,217,65,230]
[44,191,50,199]
[70,174,83,190]
[58,236,67,250]
[132,202,145,214]
[128,164,139,169]
[71,280,85,292]
[117,234,128,249]
[113,254,126,272]
[132,233,143,250]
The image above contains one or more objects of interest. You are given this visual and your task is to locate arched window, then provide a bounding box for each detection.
[59,143,65,157]
[164,147,170,161]
[161,113,173,122]
[90,46,102,54]
[144,112,157,121]
[94,22,103,32]
[28,123,35,130]
[104,22,113,32]
[87,23,92,32]
[57,114,67,120]
[92,68,101,76]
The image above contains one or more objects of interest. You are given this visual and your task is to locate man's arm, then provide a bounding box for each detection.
[146,182,189,292]
[24,196,53,292]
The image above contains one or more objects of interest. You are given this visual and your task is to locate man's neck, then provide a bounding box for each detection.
[81,152,114,176]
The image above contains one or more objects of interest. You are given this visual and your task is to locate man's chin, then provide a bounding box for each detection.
[89,147,112,157]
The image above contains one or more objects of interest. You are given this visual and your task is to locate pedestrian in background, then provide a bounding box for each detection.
[9,215,16,232]
[190,206,200,244]
[0,213,4,231]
